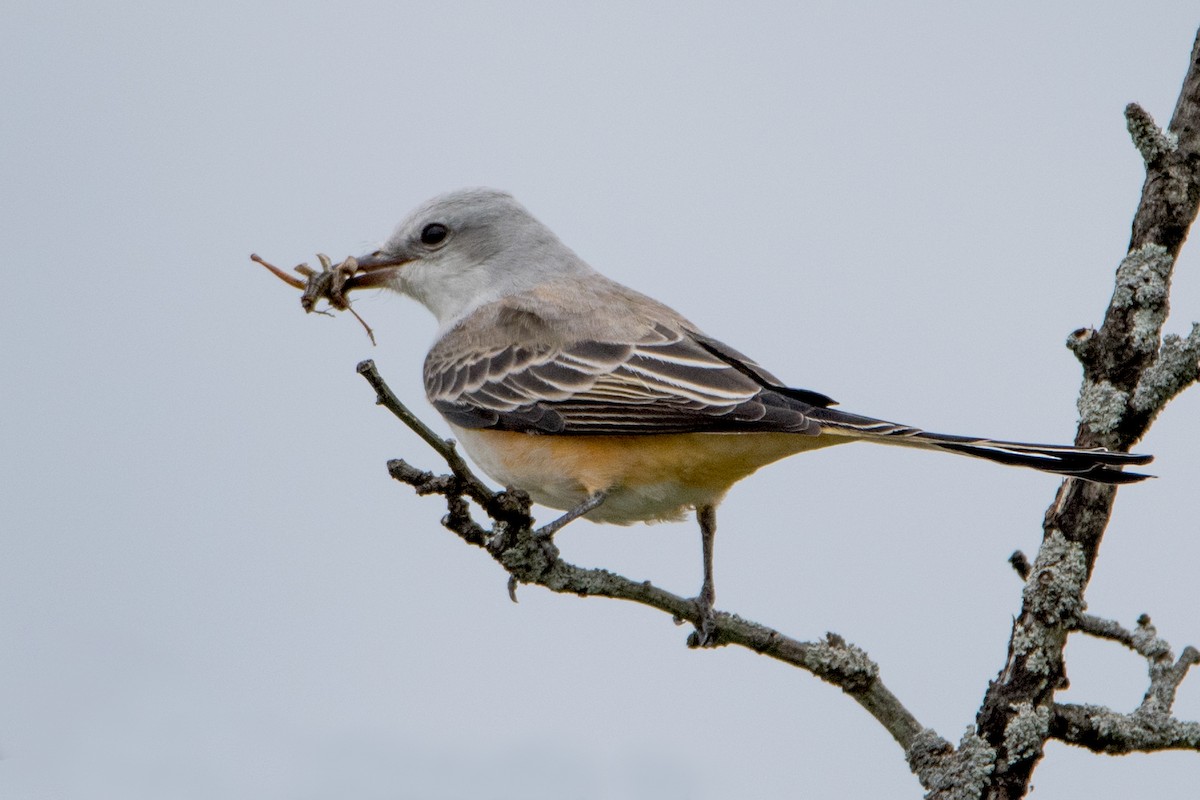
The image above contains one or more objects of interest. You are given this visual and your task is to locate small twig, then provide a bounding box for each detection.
[1131,615,1200,716]
[1009,550,1032,581]
[1074,613,1138,649]
[357,360,495,509]
[1125,103,1176,165]
[387,458,492,547]
[1149,644,1200,715]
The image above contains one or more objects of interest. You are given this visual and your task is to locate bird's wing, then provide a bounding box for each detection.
[423,297,1153,484]
[424,318,825,436]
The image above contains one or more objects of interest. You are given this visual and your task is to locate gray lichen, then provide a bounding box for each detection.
[1010,624,1052,676]
[1110,244,1173,353]
[1126,103,1177,164]
[1023,531,1087,627]
[908,727,996,800]
[802,634,878,689]
[1076,379,1128,434]
[1132,324,1200,413]
[1004,702,1051,764]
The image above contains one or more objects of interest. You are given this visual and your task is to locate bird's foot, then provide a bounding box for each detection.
[686,584,718,648]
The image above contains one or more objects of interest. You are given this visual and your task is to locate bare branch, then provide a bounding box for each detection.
[358,360,496,510]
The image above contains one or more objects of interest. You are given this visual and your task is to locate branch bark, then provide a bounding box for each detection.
[1050,704,1200,754]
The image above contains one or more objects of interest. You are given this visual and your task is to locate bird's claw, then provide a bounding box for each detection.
[687,586,718,648]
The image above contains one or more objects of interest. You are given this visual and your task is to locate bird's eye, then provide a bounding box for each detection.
[420,223,449,246]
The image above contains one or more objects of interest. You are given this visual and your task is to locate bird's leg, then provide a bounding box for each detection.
[535,491,607,539]
[693,504,718,646]
[250,253,307,289]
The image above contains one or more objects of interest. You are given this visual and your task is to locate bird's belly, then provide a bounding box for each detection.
[449,426,846,524]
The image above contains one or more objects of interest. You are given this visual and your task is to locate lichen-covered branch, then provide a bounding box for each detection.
[1131,322,1200,420]
[1050,704,1200,754]
[1128,616,1200,717]
[976,28,1200,799]
[1074,612,1140,650]
[907,729,996,800]
[1061,611,1200,755]
[1005,566,1200,743]
[1075,613,1200,704]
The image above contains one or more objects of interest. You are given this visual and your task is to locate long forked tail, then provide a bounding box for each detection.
[807,407,1154,484]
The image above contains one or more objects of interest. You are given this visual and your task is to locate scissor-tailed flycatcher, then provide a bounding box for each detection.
[259,187,1151,642]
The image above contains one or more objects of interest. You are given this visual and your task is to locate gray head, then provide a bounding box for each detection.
[349,188,593,327]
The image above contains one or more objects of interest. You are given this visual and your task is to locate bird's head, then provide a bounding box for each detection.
[347,188,590,327]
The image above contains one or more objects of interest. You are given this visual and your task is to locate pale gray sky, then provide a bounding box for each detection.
[3,3,1198,798]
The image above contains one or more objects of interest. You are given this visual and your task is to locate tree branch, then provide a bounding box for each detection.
[357,359,497,511]
[1050,704,1200,754]
[1066,612,1200,748]
[355,359,941,759]
[977,27,1200,799]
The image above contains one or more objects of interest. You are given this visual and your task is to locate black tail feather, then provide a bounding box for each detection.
[807,406,1154,485]
[930,440,1153,484]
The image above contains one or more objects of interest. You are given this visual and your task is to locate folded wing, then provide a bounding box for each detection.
[425,312,1153,484]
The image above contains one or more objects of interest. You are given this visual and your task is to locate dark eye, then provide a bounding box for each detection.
[420,223,449,246]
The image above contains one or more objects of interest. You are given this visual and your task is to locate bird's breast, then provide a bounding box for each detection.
[449,426,846,524]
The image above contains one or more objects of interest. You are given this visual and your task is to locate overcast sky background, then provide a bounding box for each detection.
[3,3,1199,798]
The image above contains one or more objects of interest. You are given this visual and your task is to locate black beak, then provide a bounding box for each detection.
[341,250,411,291]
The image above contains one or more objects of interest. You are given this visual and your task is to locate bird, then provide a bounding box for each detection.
[259,187,1152,642]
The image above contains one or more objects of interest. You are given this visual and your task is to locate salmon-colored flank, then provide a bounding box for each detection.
[452,427,852,524]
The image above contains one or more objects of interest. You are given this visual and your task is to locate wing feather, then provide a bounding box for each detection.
[424,314,822,436]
